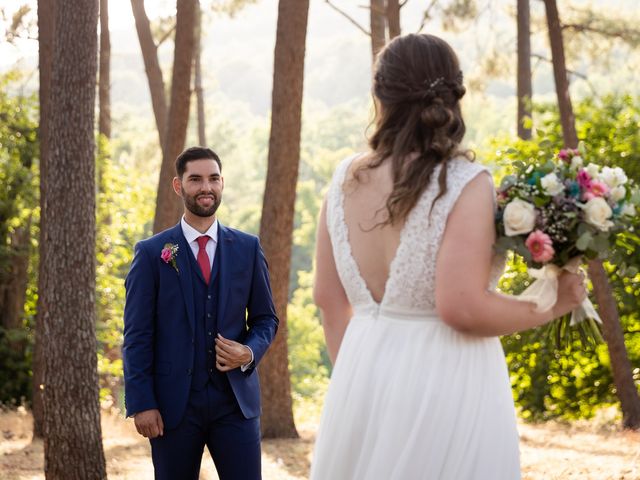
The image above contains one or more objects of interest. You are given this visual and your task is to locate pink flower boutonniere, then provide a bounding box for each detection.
[161,243,179,273]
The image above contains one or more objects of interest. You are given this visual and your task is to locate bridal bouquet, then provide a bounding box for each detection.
[494,144,639,346]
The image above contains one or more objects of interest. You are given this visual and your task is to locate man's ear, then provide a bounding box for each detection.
[172,177,182,196]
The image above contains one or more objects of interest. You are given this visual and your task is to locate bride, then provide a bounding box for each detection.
[310,33,586,479]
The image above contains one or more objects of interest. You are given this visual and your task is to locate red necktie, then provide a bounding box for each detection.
[196,235,211,284]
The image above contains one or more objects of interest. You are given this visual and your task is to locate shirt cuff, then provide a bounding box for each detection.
[240,345,254,372]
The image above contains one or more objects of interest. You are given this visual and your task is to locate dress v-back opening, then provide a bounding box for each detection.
[338,156,409,308]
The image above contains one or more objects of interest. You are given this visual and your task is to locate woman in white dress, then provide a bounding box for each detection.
[311,33,586,479]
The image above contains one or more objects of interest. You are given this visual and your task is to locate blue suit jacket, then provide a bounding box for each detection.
[122,222,278,429]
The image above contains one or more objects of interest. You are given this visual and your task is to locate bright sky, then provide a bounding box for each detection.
[0,0,174,67]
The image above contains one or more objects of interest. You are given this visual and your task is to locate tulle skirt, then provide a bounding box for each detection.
[310,306,521,480]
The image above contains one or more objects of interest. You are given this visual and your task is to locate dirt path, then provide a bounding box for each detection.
[1,408,638,479]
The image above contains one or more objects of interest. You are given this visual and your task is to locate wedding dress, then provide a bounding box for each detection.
[310,154,521,480]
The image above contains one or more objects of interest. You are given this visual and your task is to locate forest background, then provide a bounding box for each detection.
[1,0,640,471]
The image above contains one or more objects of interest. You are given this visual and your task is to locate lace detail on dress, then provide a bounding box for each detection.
[326,154,502,313]
[326,154,373,308]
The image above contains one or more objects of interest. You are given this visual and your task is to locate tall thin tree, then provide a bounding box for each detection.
[130,0,168,150]
[40,0,107,476]
[33,0,55,440]
[99,0,111,140]
[387,0,401,40]
[543,0,640,429]
[370,0,386,61]
[516,0,532,139]
[194,0,206,146]
[152,0,197,233]
[258,0,310,438]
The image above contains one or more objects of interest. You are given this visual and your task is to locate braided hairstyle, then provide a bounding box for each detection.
[357,33,471,226]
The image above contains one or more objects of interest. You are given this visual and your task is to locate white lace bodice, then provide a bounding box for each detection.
[326,154,504,315]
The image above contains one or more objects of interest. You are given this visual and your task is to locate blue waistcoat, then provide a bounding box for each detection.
[188,242,232,395]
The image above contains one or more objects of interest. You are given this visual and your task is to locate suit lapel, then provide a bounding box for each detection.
[217,222,232,327]
[170,224,196,335]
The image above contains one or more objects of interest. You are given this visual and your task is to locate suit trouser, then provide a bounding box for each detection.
[150,383,261,480]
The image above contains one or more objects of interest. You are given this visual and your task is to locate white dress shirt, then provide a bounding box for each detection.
[180,216,218,269]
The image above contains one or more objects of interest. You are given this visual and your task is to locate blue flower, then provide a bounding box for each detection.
[527,172,542,185]
[567,181,581,198]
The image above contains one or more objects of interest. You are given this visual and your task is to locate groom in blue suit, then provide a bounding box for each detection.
[123,146,278,479]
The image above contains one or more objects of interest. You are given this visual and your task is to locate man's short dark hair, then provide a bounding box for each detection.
[175,146,222,177]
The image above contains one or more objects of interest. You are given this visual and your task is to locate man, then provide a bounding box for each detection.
[123,146,278,479]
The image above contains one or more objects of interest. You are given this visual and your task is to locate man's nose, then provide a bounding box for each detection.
[200,180,214,192]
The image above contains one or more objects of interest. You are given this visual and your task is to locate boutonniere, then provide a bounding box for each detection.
[160,243,179,273]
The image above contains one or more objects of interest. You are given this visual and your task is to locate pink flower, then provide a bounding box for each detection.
[577,169,592,190]
[161,248,172,263]
[160,243,180,273]
[525,230,555,263]
[557,149,569,161]
[588,180,609,197]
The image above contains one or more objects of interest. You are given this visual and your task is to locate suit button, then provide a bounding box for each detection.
[187,368,192,376]
[207,313,212,318]
[207,295,211,300]
[191,338,195,344]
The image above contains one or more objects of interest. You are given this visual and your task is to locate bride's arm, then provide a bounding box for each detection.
[435,173,586,337]
[313,199,352,364]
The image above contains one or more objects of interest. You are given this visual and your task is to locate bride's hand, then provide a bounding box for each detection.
[551,271,588,319]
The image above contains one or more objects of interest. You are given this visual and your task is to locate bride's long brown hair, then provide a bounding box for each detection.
[356,33,471,226]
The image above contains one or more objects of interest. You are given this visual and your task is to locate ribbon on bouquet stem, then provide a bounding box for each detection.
[516,257,602,326]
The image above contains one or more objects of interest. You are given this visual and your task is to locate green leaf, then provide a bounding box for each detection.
[592,234,610,252]
[539,138,553,149]
[533,196,549,207]
[576,232,592,251]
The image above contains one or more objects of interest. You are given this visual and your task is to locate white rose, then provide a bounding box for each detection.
[599,166,618,188]
[583,197,614,231]
[621,203,636,217]
[540,173,565,196]
[570,155,584,170]
[585,163,600,178]
[613,167,628,186]
[610,185,626,202]
[503,198,536,236]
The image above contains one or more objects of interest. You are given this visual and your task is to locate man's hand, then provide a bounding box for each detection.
[215,334,252,372]
[133,409,164,439]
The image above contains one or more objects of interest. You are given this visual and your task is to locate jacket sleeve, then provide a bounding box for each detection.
[242,237,279,373]
[122,241,159,416]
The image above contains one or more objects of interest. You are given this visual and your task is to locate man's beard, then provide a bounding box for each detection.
[182,188,221,217]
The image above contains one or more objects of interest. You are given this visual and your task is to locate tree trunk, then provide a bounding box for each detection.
[40,0,107,476]
[258,0,309,439]
[516,0,532,140]
[130,0,168,150]
[588,261,640,428]
[543,0,577,147]
[387,0,401,40]
[0,220,31,353]
[33,0,55,440]
[152,0,196,234]
[544,0,640,430]
[99,0,111,140]
[194,0,206,146]
[370,0,386,62]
